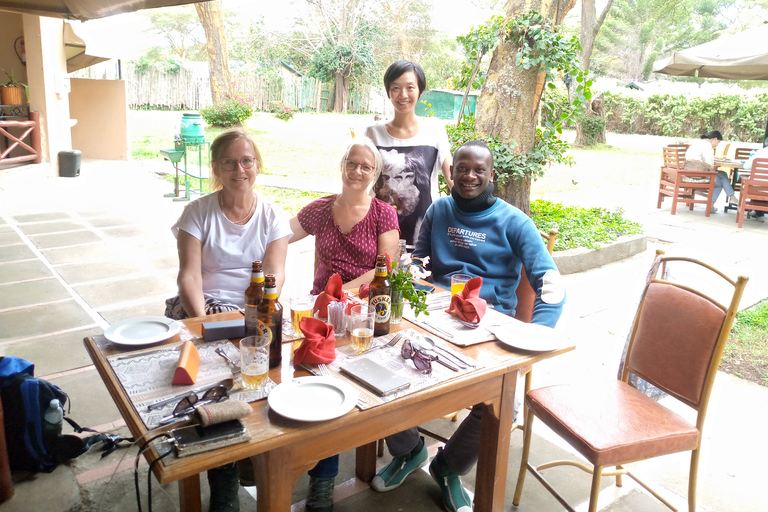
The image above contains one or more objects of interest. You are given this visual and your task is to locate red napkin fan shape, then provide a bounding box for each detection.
[313,273,348,318]
[446,276,487,324]
[294,317,336,365]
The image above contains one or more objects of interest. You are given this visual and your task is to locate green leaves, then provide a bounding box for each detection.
[529,200,644,251]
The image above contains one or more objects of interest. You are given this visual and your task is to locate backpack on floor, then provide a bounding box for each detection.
[0,356,113,473]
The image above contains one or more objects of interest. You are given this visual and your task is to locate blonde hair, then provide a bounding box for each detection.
[340,137,383,189]
[208,128,263,192]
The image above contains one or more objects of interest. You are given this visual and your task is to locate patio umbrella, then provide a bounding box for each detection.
[0,0,197,21]
[653,23,768,80]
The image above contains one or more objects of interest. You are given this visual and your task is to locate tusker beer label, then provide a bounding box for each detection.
[369,294,391,323]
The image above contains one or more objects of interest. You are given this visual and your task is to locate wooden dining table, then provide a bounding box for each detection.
[84,309,573,512]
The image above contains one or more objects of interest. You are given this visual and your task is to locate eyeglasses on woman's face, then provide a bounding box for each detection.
[345,160,375,175]
[219,157,256,171]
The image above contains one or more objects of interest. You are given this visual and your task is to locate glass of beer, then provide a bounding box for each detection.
[240,333,270,391]
[451,274,472,296]
[290,294,315,337]
[349,304,375,355]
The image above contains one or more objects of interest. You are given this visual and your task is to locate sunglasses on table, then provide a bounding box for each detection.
[159,385,229,424]
[401,339,459,373]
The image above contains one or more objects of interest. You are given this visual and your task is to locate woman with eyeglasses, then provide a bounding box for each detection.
[290,137,400,295]
[165,128,291,320]
[288,137,398,512]
[165,128,291,512]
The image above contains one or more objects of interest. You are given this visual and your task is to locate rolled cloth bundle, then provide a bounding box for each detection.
[196,400,252,427]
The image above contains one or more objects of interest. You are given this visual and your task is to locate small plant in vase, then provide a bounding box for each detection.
[388,255,431,324]
[0,69,28,106]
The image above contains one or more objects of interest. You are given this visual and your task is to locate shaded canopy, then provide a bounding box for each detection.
[0,0,198,21]
[653,23,768,80]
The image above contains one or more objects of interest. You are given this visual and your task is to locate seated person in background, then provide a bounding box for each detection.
[742,145,768,222]
[165,128,292,512]
[372,140,565,512]
[289,137,399,512]
[684,130,736,214]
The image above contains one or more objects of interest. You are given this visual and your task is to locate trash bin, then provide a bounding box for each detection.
[58,150,81,177]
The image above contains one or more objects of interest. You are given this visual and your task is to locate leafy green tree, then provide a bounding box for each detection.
[419,35,465,90]
[141,5,206,60]
[594,0,733,81]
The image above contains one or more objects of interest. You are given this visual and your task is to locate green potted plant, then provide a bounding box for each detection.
[388,255,430,324]
[1,69,28,106]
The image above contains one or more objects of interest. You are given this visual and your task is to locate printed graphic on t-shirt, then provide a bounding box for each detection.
[447,225,487,250]
[374,145,438,245]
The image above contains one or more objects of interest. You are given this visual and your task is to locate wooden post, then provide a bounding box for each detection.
[30,111,41,164]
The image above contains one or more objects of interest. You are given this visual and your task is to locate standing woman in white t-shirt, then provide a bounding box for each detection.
[165,129,292,320]
[365,60,454,246]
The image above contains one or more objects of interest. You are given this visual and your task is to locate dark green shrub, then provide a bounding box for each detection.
[200,95,254,127]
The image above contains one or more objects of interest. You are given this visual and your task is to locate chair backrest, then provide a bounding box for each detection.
[749,157,768,182]
[622,257,747,427]
[662,146,686,170]
[515,229,557,323]
[718,142,730,158]
[734,147,753,160]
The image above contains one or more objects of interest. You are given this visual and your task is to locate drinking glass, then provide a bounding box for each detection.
[290,294,315,336]
[327,301,346,337]
[451,274,472,296]
[349,304,375,355]
[240,334,270,391]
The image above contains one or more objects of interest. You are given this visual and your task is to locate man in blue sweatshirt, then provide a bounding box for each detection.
[371,140,566,512]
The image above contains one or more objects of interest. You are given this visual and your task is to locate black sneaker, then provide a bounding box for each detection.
[306,476,335,512]
[207,462,240,512]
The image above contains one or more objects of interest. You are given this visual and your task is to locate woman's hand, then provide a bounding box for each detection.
[176,230,206,318]
[344,228,400,290]
[263,235,290,296]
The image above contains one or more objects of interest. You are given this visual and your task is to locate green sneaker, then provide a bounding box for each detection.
[429,449,472,512]
[371,442,428,492]
[306,476,334,512]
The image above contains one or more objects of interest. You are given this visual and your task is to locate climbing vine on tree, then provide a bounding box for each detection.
[451,10,592,189]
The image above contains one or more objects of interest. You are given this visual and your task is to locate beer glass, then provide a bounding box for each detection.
[349,304,375,355]
[240,333,270,391]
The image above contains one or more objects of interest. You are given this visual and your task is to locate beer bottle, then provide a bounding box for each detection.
[258,274,283,368]
[244,261,264,337]
[369,254,391,336]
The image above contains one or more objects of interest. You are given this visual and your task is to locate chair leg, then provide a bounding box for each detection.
[688,448,701,512]
[512,404,535,505]
[616,465,623,487]
[588,465,604,512]
[377,438,384,457]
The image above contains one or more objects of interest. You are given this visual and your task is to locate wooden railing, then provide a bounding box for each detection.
[0,111,42,166]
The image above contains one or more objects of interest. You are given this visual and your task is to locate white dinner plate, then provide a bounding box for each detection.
[268,376,358,422]
[487,323,564,352]
[104,317,181,346]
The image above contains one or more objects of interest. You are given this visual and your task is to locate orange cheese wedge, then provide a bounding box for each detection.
[172,340,200,385]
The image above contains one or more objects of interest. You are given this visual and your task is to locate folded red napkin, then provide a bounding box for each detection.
[313,273,348,318]
[294,317,336,365]
[446,276,487,324]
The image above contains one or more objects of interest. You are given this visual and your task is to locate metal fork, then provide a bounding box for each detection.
[358,332,404,356]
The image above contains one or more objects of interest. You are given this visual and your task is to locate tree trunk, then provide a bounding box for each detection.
[476,0,577,214]
[571,0,614,147]
[334,71,350,113]
[195,0,233,105]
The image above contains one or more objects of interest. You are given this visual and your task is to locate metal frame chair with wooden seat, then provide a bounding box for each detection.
[736,157,768,228]
[512,255,748,512]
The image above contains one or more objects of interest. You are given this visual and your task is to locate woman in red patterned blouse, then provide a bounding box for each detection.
[290,137,400,294]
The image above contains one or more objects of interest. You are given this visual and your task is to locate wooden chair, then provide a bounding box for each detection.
[657,146,716,216]
[513,255,748,512]
[733,147,753,160]
[411,228,559,446]
[736,157,768,228]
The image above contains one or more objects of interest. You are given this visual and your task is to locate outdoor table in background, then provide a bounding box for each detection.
[84,309,573,512]
[715,159,747,213]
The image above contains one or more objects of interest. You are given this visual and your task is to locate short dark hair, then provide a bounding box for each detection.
[455,140,493,169]
[701,130,723,141]
[383,60,426,97]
